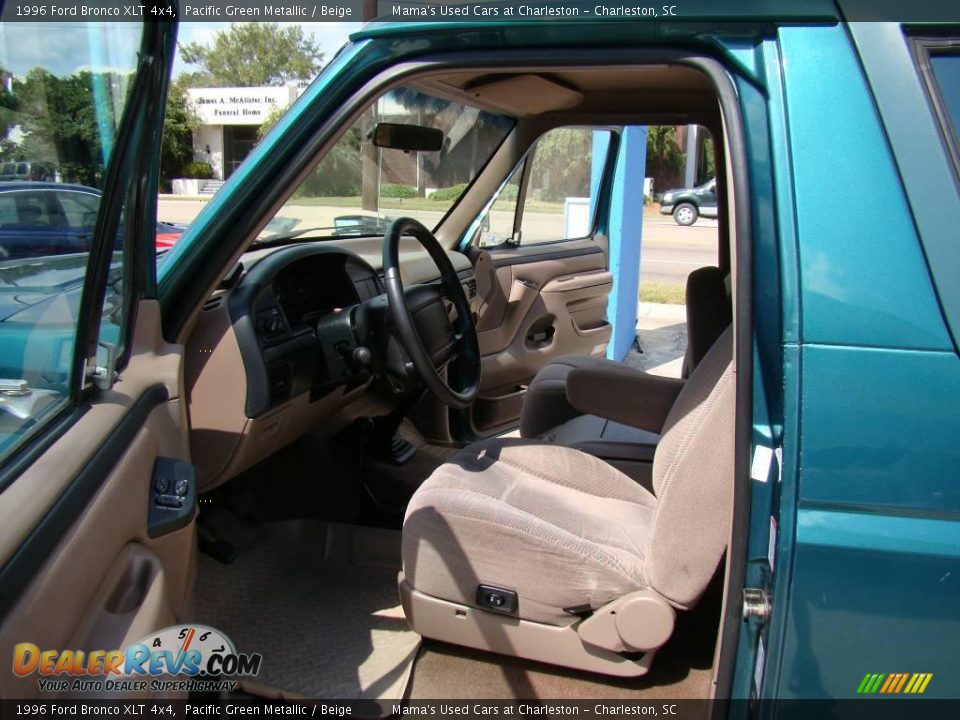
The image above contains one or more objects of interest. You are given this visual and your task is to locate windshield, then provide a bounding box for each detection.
[256,86,514,243]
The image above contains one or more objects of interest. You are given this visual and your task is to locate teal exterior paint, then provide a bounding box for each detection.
[778,25,952,351]
[779,518,960,700]
[145,16,960,700]
[770,24,960,701]
[800,345,960,514]
[846,22,960,349]
[604,126,647,361]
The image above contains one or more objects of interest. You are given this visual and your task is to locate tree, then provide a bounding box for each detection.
[6,68,128,186]
[645,126,685,193]
[0,69,17,142]
[179,23,324,88]
[527,128,594,202]
[161,75,199,187]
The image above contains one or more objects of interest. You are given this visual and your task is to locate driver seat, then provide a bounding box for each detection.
[400,327,733,677]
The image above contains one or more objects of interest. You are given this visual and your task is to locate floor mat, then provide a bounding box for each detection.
[196,521,420,701]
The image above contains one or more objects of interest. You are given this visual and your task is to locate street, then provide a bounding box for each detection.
[157,199,718,287]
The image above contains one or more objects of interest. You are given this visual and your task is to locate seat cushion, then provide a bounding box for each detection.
[402,438,657,626]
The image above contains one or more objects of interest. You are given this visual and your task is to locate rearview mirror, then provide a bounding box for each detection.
[371,123,444,152]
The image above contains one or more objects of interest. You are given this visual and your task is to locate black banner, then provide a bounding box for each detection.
[1,0,960,23]
[1,699,960,719]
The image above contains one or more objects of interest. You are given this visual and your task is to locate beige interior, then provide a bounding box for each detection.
[0,57,736,704]
[0,301,195,700]
[401,328,734,677]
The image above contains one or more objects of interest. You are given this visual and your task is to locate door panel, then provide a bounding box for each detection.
[0,301,194,699]
[469,240,611,434]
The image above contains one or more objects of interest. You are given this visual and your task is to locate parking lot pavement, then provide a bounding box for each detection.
[158,197,717,287]
[623,302,687,378]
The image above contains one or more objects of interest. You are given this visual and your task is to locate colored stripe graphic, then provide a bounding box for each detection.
[857,672,933,694]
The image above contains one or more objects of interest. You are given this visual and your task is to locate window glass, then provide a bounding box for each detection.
[0,195,15,225]
[930,53,960,144]
[55,190,100,228]
[519,128,610,244]
[0,21,142,459]
[257,87,514,244]
[476,162,523,248]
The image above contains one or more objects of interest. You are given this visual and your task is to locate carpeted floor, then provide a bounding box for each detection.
[195,521,419,701]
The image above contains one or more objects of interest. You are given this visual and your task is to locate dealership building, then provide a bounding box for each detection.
[186,86,302,181]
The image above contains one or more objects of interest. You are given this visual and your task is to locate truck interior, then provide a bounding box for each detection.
[178,55,747,702]
[0,43,750,704]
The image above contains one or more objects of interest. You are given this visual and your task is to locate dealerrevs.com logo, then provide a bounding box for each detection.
[12,625,261,694]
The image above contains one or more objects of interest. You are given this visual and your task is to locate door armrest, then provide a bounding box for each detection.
[566,367,684,434]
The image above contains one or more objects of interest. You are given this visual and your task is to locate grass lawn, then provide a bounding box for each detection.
[282,195,571,214]
[640,282,685,305]
[161,194,667,220]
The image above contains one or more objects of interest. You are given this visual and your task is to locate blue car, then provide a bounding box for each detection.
[0,4,958,710]
[0,182,186,258]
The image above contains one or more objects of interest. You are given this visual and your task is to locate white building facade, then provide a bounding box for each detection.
[186,86,300,180]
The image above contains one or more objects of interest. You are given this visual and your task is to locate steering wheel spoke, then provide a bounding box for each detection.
[383,218,480,408]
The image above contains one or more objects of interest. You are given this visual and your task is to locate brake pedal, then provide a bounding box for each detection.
[198,526,239,564]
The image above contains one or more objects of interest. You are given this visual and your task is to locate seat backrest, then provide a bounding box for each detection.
[645,325,734,609]
[682,266,732,378]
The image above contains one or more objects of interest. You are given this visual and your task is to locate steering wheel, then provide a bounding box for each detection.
[382,217,480,408]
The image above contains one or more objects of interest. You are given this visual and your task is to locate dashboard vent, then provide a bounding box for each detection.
[466,278,477,299]
[203,296,223,311]
[267,364,292,405]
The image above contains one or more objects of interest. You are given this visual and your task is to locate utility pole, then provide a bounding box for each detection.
[683,124,699,188]
[360,0,380,211]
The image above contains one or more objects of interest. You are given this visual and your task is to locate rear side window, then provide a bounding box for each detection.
[913,38,960,179]
[931,54,960,140]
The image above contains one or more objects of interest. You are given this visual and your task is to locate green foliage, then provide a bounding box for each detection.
[380,183,416,199]
[701,134,716,181]
[429,183,468,202]
[182,161,214,179]
[258,104,287,139]
[0,70,17,140]
[646,126,684,174]
[528,128,594,202]
[293,130,362,198]
[2,68,130,186]
[161,75,198,183]
[179,23,324,87]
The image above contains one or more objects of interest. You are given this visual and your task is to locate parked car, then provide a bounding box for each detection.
[659,177,718,225]
[0,7,958,708]
[0,161,56,182]
[0,182,185,258]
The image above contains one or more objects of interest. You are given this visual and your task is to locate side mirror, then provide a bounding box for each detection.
[371,123,444,152]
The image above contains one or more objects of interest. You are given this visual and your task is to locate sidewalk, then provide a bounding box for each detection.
[624,301,687,377]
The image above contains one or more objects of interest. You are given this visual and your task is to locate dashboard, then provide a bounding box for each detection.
[228,245,382,418]
[185,239,476,492]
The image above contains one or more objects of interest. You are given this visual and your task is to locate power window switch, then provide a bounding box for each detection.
[156,494,184,509]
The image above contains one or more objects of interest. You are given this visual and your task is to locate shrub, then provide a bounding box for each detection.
[294,139,362,198]
[499,184,519,201]
[182,161,214,180]
[429,183,469,202]
[381,183,417,199]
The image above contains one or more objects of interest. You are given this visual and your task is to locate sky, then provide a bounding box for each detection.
[0,22,362,83]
